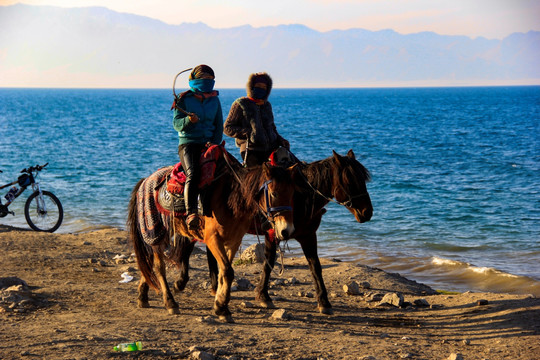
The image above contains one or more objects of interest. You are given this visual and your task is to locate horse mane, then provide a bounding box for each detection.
[340,155,371,183]
[301,158,334,193]
[227,164,291,217]
[302,153,371,194]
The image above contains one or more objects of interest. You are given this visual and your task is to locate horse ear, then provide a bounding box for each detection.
[288,163,307,192]
[347,149,356,159]
[332,150,344,165]
[287,163,300,172]
[287,163,300,179]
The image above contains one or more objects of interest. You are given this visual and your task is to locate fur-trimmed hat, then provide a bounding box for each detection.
[246,72,272,100]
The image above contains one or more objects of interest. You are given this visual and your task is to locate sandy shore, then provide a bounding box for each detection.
[1,225,539,359]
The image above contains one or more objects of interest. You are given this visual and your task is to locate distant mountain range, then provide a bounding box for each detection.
[1,4,539,88]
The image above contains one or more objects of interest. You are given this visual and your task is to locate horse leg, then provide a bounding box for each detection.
[298,234,333,315]
[206,235,237,323]
[215,263,234,322]
[254,233,278,308]
[206,246,219,296]
[137,274,150,308]
[153,251,180,314]
[173,235,196,293]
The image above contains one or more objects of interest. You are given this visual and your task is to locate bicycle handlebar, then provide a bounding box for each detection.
[21,163,49,174]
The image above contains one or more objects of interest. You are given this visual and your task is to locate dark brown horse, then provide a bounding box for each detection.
[255,149,372,314]
[127,152,298,322]
[205,149,372,314]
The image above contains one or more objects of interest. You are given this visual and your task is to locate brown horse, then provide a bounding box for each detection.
[204,149,372,314]
[127,151,298,322]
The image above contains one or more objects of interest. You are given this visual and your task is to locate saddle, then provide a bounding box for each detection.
[157,185,186,214]
[157,142,226,216]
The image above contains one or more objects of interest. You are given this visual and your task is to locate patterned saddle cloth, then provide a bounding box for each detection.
[136,143,226,245]
[137,166,174,245]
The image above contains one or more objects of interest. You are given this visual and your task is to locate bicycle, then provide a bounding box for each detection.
[0,163,63,232]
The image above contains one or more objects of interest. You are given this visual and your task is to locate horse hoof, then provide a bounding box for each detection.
[219,314,235,323]
[174,279,189,293]
[168,307,180,315]
[318,306,334,315]
[137,300,150,308]
[258,300,276,309]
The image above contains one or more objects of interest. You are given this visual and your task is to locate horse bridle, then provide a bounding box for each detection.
[299,171,369,209]
[331,182,370,208]
[258,180,293,221]
[222,150,293,224]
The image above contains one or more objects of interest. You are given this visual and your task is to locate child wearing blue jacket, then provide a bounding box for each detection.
[173,64,223,231]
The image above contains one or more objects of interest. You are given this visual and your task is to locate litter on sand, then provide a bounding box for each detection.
[119,272,134,283]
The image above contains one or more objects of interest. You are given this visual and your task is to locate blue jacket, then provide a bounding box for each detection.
[173,91,223,146]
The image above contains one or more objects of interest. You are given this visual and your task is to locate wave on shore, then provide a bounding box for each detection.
[355,252,540,296]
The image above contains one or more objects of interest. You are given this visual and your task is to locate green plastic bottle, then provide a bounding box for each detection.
[113,341,143,352]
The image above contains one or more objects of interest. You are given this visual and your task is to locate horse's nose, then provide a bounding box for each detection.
[280,229,290,240]
[362,208,373,222]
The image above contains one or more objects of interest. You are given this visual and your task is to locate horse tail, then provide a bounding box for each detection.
[127,178,160,290]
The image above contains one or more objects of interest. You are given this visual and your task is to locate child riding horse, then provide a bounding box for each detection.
[128,150,298,322]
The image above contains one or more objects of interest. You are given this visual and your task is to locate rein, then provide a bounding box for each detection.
[332,182,370,208]
[222,150,244,184]
[222,152,288,225]
[298,169,368,209]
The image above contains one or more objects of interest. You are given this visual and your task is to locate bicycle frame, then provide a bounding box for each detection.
[0,165,43,216]
[0,178,20,190]
[0,174,33,207]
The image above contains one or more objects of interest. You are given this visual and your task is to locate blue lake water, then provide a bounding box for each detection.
[1,86,539,295]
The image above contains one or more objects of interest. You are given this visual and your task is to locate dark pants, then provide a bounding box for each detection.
[178,143,204,215]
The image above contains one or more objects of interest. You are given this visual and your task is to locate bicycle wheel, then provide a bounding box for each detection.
[24,191,63,232]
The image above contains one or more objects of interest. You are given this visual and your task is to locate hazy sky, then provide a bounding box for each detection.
[2,0,539,39]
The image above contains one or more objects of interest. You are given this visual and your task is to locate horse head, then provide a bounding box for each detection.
[331,150,373,223]
[259,163,297,241]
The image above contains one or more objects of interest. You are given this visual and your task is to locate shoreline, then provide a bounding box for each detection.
[1,226,539,359]
[2,224,540,297]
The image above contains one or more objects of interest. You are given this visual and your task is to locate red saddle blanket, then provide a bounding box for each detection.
[167,143,224,194]
[167,163,186,194]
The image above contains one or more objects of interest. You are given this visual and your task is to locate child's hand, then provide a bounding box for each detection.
[188,114,199,123]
